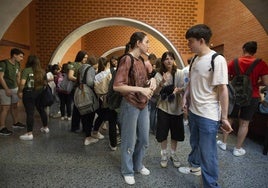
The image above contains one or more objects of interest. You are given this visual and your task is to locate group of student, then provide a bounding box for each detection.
[1,23,268,187]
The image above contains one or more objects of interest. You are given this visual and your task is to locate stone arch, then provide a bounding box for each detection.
[50,17,185,68]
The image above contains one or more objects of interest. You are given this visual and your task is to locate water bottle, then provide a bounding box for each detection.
[28,73,34,88]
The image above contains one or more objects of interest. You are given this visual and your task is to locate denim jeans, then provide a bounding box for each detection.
[119,98,149,176]
[148,99,157,134]
[188,111,220,188]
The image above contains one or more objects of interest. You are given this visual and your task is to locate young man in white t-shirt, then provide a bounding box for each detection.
[178,24,233,188]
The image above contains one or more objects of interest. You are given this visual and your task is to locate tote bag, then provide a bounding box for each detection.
[39,85,54,107]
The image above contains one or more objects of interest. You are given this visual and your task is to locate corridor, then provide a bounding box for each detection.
[0,104,267,188]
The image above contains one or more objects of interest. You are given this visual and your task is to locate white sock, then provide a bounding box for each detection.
[161,149,167,155]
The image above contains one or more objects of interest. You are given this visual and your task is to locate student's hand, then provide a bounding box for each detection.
[5,89,12,97]
[18,92,23,99]
[220,119,233,134]
[141,87,154,99]
[149,78,157,91]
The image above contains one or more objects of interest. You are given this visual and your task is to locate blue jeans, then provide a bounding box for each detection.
[119,98,149,176]
[188,111,220,188]
[148,99,157,134]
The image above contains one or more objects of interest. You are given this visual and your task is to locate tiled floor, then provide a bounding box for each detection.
[0,104,267,188]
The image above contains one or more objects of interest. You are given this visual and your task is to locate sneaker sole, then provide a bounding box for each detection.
[179,168,201,176]
[12,126,25,129]
[0,133,12,136]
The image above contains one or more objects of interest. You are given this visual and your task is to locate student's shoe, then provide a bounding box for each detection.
[92,132,104,139]
[84,137,99,146]
[123,175,135,185]
[170,153,181,167]
[12,122,25,129]
[40,127,50,133]
[217,140,227,151]
[160,152,168,168]
[0,127,13,136]
[61,117,65,120]
[67,117,71,121]
[233,147,246,157]
[178,166,201,176]
[20,133,33,141]
[109,144,117,151]
[139,166,150,175]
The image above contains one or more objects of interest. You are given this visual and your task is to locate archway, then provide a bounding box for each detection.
[50,17,185,68]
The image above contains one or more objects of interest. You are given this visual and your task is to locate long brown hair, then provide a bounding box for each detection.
[25,55,45,88]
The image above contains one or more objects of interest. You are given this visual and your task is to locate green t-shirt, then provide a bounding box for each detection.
[67,62,81,78]
[21,67,34,89]
[0,59,20,89]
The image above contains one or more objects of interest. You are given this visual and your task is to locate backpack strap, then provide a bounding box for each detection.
[81,65,91,84]
[234,58,241,75]
[245,58,261,75]
[189,55,198,72]
[190,52,222,72]
[210,52,222,72]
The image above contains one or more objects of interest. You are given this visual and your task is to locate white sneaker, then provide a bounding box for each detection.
[67,117,71,121]
[84,137,99,146]
[40,127,49,133]
[160,152,168,168]
[217,140,227,151]
[61,117,65,120]
[123,175,135,185]
[20,133,33,141]
[233,147,246,157]
[109,144,117,151]
[178,166,201,176]
[139,166,150,175]
[170,153,181,168]
[92,132,104,139]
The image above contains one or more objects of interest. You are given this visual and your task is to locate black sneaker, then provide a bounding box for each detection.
[12,122,26,129]
[0,127,13,136]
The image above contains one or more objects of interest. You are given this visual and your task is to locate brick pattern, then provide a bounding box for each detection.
[34,0,199,66]
[205,0,268,63]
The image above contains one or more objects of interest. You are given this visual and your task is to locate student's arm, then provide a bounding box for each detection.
[68,69,76,82]
[218,84,233,133]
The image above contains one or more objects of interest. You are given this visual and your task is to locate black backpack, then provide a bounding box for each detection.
[230,58,260,107]
[106,53,135,110]
[189,53,236,115]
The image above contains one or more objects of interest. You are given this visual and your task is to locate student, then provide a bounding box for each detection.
[18,55,49,140]
[0,48,25,136]
[217,41,268,156]
[178,24,233,188]
[56,63,73,120]
[93,57,118,150]
[68,50,88,133]
[113,32,156,185]
[154,51,185,168]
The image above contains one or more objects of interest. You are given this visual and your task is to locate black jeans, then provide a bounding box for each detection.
[94,108,118,147]
[23,88,48,132]
[82,112,95,137]
[70,88,81,132]
[58,92,72,117]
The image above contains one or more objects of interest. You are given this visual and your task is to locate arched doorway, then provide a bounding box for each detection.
[49,17,185,68]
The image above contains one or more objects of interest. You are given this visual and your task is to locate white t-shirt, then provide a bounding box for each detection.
[46,72,56,94]
[189,50,228,121]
